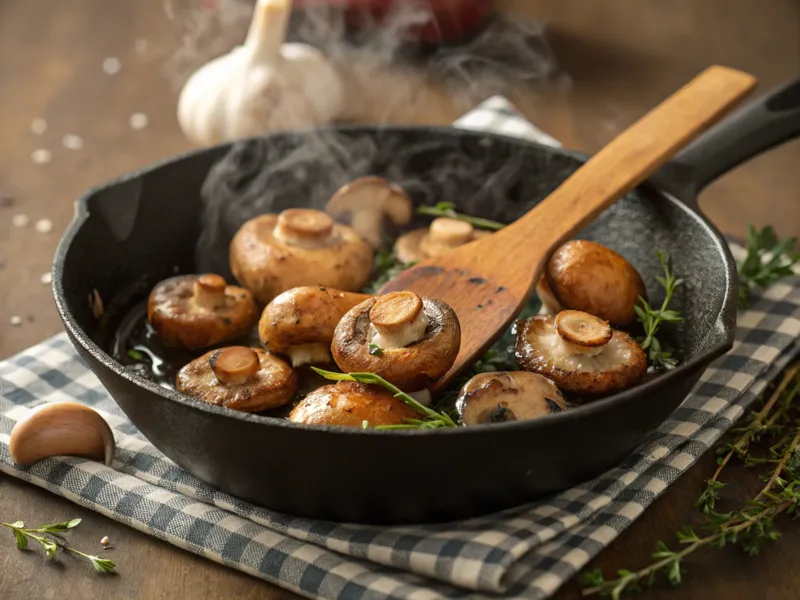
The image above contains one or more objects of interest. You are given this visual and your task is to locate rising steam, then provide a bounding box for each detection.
[160,0,568,275]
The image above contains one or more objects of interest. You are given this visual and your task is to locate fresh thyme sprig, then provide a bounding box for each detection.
[738,225,799,309]
[311,367,457,429]
[416,201,506,231]
[1,518,116,573]
[580,361,800,598]
[698,364,800,513]
[634,250,684,370]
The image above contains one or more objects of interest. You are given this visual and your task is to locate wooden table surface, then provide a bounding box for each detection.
[1,1,798,598]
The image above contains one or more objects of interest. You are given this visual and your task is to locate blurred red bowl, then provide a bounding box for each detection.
[292,0,494,45]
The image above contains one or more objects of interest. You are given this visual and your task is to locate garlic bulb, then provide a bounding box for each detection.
[177,0,343,146]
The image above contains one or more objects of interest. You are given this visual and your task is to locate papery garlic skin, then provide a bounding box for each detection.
[177,0,343,146]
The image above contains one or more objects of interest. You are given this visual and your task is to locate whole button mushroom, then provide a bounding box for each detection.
[148,274,258,350]
[288,381,417,428]
[394,217,491,263]
[229,208,374,305]
[536,240,646,327]
[515,310,647,397]
[258,286,372,367]
[455,371,567,426]
[176,346,297,412]
[325,176,414,250]
[332,291,461,392]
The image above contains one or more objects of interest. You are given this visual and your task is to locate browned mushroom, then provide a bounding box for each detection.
[331,291,461,392]
[325,176,413,249]
[455,371,567,426]
[176,346,297,412]
[147,274,258,350]
[258,286,372,367]
[229,208,374,305]
[288,381,417,428]
[515,310,647,397]
[394,217,491,263]
[536,240,646,327]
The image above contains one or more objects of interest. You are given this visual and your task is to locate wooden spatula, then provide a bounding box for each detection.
[378,65,757,392]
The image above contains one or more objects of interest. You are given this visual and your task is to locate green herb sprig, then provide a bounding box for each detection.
[365,248,417,294]
[634,250,684,370]
[416,201,506,231]
[737,225,799,308]
[311,367,457,429]
[2,518,116,573]
[580,362,800,598]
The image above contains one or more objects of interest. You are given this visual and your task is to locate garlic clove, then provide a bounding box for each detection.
[9,402,116,467]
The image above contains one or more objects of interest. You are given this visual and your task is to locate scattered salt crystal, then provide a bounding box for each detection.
[31,149,52,165]
[10,316,22,327]
[31,118,48,135]
[134,38,149,54]
[12,214,29,227]
[40,272,52,285]
[102,57,122,75]
[129,113,149,130]
[62,134,85,150]
[35,218,53,233]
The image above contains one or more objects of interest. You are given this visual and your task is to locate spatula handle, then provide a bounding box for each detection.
[504,65,757,253]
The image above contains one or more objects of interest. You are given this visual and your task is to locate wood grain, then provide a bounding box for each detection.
[0,1,798,599]
[382,65,757,390]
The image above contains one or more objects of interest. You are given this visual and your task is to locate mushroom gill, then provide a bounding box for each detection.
[456,371,567,426]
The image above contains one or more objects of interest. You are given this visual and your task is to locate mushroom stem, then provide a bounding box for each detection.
[431,218,475,247]
[369,291,430,350]
[274,208,336,249]
[210,347,260,385]
[349,211,384,249]
[554,310,611,357]
[192,274,228,311]
[286,343,332,368]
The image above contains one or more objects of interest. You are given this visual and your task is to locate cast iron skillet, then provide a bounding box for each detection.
[53,78,800,524]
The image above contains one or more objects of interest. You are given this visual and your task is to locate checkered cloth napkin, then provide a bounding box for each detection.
[2,98,800,600]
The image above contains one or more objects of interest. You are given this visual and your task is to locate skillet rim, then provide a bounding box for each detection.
[51,123,738,437]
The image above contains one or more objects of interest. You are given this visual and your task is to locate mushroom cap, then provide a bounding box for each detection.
[258,286,371,355]
[229,208,374,305]
[325,176,414,249]
[536,240,646,327]
[455,371,567,426]
[394,218,491,263]
[147,274,258,350]
[514,313,647,396]
[288,381,418,428]
[331,293,461,392]
[176,346,298,412]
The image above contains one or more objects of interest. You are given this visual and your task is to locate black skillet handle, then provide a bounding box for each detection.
[673,78,800,194]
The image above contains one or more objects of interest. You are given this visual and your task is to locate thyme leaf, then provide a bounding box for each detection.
[416,201,506,230]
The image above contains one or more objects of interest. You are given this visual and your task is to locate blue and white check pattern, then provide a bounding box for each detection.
[1,98,799,600]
